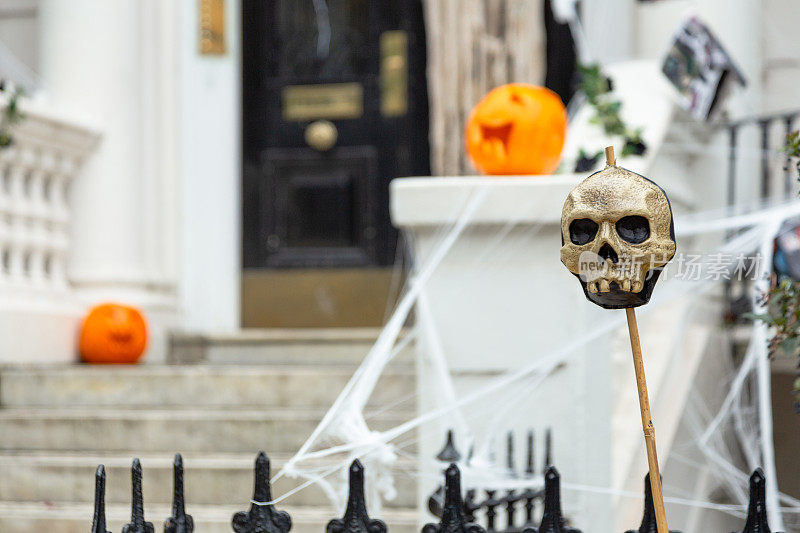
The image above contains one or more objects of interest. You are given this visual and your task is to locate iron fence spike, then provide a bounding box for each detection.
[437,429,462,462]
[122,458,154,533]
[164,453,194,533]
[526,430,534,476]
[232,451,292,533]
[538,466,581,533]
[544,429,552,470]
[507,432,515,474]
[737,468,780,533]
[91,465,110,533]
[422,464,486,533]
[625,474,680,533]
[326,460,387,533]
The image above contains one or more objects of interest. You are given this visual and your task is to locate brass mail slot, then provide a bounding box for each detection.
[283,83,364,121]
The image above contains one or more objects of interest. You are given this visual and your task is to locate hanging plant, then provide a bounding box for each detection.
[574,63,647,171]
[0,83,23,149]
[747,280,800,411]
[748,130,800,411]
[781,129,800,177]
[574,148,602,172]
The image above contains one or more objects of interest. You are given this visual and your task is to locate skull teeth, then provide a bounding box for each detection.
[587,279,644,294]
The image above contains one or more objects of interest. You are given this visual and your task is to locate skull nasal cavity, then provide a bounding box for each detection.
[598,243,618,264]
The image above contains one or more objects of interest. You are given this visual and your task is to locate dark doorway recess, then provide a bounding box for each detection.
[544,0,577,106]
[242,0,429,327]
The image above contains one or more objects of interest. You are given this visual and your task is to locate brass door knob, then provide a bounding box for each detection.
[305,120,338,151]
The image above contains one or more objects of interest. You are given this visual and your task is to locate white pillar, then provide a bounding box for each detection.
[177,0,241,332]
[38,0,180,361]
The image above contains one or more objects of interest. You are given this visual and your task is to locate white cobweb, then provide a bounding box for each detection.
[261,181,800,531]
[259,3,800,529]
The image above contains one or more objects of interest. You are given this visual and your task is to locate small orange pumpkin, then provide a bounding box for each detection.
[79,303,148,364]
[466,84,567,175]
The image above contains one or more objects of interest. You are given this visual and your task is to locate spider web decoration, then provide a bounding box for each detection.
[269,191,800,530]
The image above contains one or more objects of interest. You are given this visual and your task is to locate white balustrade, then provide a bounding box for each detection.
[0,94,100,362]
[0,98,98,295]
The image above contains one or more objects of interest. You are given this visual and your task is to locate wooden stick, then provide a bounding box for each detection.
[626,307,669,533]
[603,146,668,532]
[605,146,616,166]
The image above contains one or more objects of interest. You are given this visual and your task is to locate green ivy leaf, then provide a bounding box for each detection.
[781,336,800,358]
[743,312,773,323]
[576,62,647,168]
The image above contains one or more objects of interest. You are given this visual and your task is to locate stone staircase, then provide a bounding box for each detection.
[0,329,419,533]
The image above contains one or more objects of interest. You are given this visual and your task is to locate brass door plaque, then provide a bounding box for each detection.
[199,0,226,55]
[282,83,364,121]
[380,31,408,117]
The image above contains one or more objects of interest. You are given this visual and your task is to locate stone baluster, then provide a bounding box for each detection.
[48,160,71,290]
[27,166,47,287]
[6,152,27,287]
[0,158,9,286]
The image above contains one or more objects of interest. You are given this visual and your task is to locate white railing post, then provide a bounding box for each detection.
[7,153,27,288]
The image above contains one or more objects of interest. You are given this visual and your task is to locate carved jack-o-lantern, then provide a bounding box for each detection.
[79,303,148,364]
[465,84,567,175]
[560,164,676,309]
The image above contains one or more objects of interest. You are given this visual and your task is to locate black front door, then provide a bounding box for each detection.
[242,0,429,271]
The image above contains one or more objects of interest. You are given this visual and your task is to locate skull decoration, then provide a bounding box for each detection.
[560,164,676,309]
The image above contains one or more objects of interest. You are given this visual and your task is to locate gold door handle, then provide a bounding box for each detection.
[305,120,338,151]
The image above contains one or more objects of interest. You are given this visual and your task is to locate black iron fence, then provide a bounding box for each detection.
[722,110,800,322]
[88,448,778,533]
[724,111,800,206]
[427,430,549,533]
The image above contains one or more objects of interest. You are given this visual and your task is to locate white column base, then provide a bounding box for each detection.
[0,302,82,364]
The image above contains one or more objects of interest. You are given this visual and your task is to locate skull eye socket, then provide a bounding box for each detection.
[616,216,650,244]
[569,218,599,245]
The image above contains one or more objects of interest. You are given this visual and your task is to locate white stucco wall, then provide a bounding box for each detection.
[762,0,800,114]
[177,0,242,332]
[0,0,39,80]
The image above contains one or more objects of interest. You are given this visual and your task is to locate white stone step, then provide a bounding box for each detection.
[0,452,418,508]
[0,501,419,533]
[169,328,413,365]
[0,408,415,454]
[0,365,416,409]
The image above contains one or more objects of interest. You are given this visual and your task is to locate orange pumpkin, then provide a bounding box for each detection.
[79,303,148,364]
[466,84,567,175]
